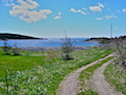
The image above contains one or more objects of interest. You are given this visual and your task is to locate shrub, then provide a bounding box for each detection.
[12,43,20,56]
[61,37,74,60]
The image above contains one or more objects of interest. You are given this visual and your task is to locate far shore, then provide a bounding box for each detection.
[83,40,100,44]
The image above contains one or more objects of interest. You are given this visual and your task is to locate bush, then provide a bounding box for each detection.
[61,37,74,60]
[12,43,20,56]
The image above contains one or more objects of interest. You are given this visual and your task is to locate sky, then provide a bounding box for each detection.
[0,0,126,38]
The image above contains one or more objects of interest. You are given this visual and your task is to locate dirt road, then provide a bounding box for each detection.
[56,54,114,95]
[92,57,123,95]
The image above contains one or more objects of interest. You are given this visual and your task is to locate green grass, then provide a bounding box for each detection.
[78,56,114,95]
[0,47,113,94]
[104,62,126,95]
[78,89,97,95]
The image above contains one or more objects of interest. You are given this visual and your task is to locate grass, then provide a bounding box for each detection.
[104,62,126,95]
[78,89,97,95]
[0,47,113,94]
[78,56,114,95]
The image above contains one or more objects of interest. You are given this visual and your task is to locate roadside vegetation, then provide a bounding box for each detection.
[0,46,113,94]
[78,37,126,95]
[104,62,126,95]
[78,56,114,95]
[104,38,126,95]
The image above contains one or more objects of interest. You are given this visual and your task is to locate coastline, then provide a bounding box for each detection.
[20,46,90,52]
[83,40,100,44]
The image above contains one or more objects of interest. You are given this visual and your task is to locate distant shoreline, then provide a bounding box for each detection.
[83,40,100,44]
[20,46,91,52]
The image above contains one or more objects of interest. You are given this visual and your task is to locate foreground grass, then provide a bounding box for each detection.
[104,62,126,95]
[78,57,114,95]
[0,47,113,94]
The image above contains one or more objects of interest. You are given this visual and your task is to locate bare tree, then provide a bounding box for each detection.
[3,40,12,55]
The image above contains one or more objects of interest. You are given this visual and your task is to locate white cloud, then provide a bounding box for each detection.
[58,12,61,15]
[4,3,11,6]
[82,7,87,10]
[122,8,126,13]
[70,8,76,12]
[54,12,62,19]
[105,13,117,19]
[89,2,104,12]
[95,17,103,20]
[4,3,15,7]
[9,0,52,23]
[11,3,15,6]
[98,2,104,8]
[4,0,14,6]
[107,28,110,30]
[70,8,86,15]
[89,6,102,12]
[116,10,121,13]
[54,16,62,19]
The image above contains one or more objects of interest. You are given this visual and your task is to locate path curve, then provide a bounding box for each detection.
[56,53,114,95]
[92,57,123,95]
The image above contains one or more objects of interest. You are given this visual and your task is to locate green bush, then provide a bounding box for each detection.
[61,37,74,60]
[12,43,20,56]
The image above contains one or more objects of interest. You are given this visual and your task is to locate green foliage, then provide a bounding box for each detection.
[0,47,113,94]
[12,43,20,56]
[78,89,98,95]
[104,63,126,95]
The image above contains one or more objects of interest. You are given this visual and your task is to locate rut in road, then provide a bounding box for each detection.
[56,54,114,95]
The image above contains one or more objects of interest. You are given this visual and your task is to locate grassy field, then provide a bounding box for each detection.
[0,47,113,94]
[104,62,126,95]
[78,56,114,95]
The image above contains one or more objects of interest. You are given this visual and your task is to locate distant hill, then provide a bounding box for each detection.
[85,36,126,44]
[0,33,40,40]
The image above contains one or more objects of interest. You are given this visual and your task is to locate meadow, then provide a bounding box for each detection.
[0,47,113,94]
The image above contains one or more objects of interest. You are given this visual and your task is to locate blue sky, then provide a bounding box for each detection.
[0,0,126,38]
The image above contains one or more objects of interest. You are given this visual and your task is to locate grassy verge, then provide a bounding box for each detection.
[104,62,126,95]
[78,56,114,95]
[0,47,113,94]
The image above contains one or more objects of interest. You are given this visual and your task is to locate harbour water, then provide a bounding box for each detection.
[0,38,99,47]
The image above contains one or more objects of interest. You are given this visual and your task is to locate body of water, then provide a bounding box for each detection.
[0,38,99,47]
